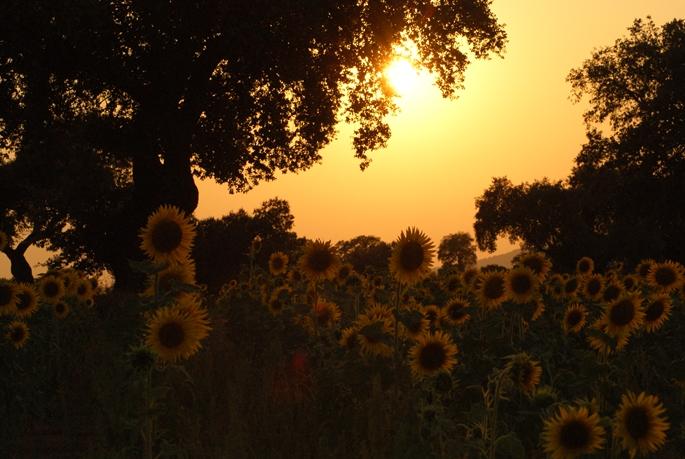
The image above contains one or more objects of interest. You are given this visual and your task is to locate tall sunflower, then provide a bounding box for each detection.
[298,240,340,282]
[576,256,594,276]
[408,331,458,379]
[0,281,18,315]
[601,281,624,304]
[268,286,292,316]
[461,267,480,291]
[268,252,289,276]
[74,278,94,304]
[646,261,683,292]
[38,274,66,304]
[145,306,211,363]
[389,227,435,286]
[5,321,30,349]
[541,406,605,459]
[642,294,672,332]
[144,258,196,300]
[563,304,588,335]
[312,300,341,328]
[443,297,471,326]
[517,252,552,280]
[581,274,604,301]
[506,267,539,304]
[54,301,71,319]
[505,353,542,395]
[477,271,509,310]
[634,259,655,280]
[139,205,196,264]
[13,283,39,318]
[613,392,669,458]
[604,293,644,338]
[355,315,393,358]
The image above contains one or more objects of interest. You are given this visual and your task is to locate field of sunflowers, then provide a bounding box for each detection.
[1,205,684,458]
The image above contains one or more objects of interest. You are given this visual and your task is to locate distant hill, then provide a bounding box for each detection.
[476,249,521,269]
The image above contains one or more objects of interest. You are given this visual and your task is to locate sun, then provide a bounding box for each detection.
[385,58,419,95]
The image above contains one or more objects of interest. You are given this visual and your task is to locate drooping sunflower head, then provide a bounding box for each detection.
[563,303,588,335]
[613,392,669,458]
[268,252,289,276]
[5,320,30,349]
[517,252,552,280]
[139,204,196,264]
[355,314,393,358]
[0,281,18,315]
[542,405,606,459]
[575,256,594,277]
[477,271,509,310]
[604,293,644,338]
[389,227,435,286]
[408,331,458,379]
[13,283,39,318]
[646,261,683,292]
[145,306,211,363]
[642,293,672,333]
[505,353,542,395]
[298,240,340,282]
[506,267,539,304]
[582,274,604,301]
[443,297,471,326]
[586,318,629,355]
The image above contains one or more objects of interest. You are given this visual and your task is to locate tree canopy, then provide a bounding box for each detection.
[474,17,685,271]
[437,232,477,273]
[0,0,506,285]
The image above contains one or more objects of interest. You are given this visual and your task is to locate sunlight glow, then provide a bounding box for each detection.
[384,58,420,96]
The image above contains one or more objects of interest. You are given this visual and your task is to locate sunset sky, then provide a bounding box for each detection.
[2,0,685,278]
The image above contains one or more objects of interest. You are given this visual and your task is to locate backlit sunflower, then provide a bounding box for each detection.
[586,318,629,355]
[74,278,94,303]
[144,258,196,300]
[59,269,80,296]
[443,297,471,326]
[541,406,605,459]
[0,230,8,250]
[13,283,38,318]
[5,321,29,349]
[145,305,211,363]
[0,281,18,315]
[336,263,353,284]
[601,282,624,304]
[517,252,552,280]
[635,259,655,280]
[461,267,480,290]
[355,315,393,358]
[389,227,435,286]
[642,294,672,332]
[575,257,594,276]
[622,274,640,292]
[139,205,196,264]
[312,300,341,328]
[268,252,289,276]
[268,286,292,316]
[443,274,462,295]
[506,267,539,304]
[38,274,65,304]
[298,240,340,282]
[613,392,669,458]
[505,353,542,395]
[339,327,358,351]
[364,303,394,322]
[646,261,683,292]
[421,304,444,329]
[563,304,588,335]
[581,274,604,301]
[604,293,644,338]
[563,276,580,298]
[477,271,509,310]
[54,301,70,319]
[408,331,458,379]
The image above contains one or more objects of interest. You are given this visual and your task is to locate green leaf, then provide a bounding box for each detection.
[494,432,525,459]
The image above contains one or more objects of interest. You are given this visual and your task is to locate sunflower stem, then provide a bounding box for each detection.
[393,281,402,421]
[143,367,155,459]
[487,371,504,459]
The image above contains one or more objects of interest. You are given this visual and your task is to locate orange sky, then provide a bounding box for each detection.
[2,0,685,278]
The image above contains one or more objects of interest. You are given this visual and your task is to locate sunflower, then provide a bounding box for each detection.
[563,304,587,335]
[443,274,462,295]
[646,261,683,292]
[517,252,552,280]
[54,301,71,319]
[613,392,669,458]
[506,267,539,304]
[364,302,394,322]
[622,274,640,292]
[298,240,340,282]
[5,321,29,349]
[581,274,604,301]
[268,252,289,276]
[408,331,458,379]
[601,281,624,304]
[604,293,644,338]
[505,353,542,394]
[312,300,341,328]
[421,304,444,328]
[145,306,211,363]
[356,315,393,358]
[530,299,546,321]
[635,259,655,280]
[268,286,292,315]
[642,294,672,332]
[541,405,605,459]
[563,276,580,298]
[336,263,354,284]
[139,204,196,264]
[443,297,471,326]
[144,258,196,300]
[576,256,594,276]
[13,283,39,318]
[38,274,65,304]
[461,267,480,290]
[477,271,509,310]
[586,318,629,355]
[74,278,94,303]
[0,281,18,315]
[59,269,80,296]
[338,327,358,351]
[0,230,8,251]
[389,227,435,286]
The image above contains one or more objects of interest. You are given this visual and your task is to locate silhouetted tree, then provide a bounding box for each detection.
[437,232,477,273]
[335,235,391,275]
[475,17,685,270]
[0,0,506,286]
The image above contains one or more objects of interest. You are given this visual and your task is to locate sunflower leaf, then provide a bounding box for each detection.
[494,432,525,459]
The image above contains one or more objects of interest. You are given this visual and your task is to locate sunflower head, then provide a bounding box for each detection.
[312,300,341,328]
[614,392,669,458]
[461,267,480,290]
[336,263,353,284]
[389,227,435,286]
[582,274,604,300]
[338,327,358,351]
[646,261,683,292]
[563,303,588,335]
[0,281,18,315]
[505,353,542,394]
[443,297,471,326]
[144,258,196,300]
[14,283,39,318]
[268,286,292,315]
[298,240,340,282]
[5,320,30,349]
[575,256,594,276]
[443,274,463,294]
[542,405,606,459]
[601,282,624,304]
[54,301,71,319]
[477,271,509,310]
[408,331,458,379]
[139,205,196,264]
[145,306,211,363]
[506,267,539,304]
[517,252,552,279]
[268,252,289,276]
[355,314,393,358]
[621,274,640,292]
[635,259,655,280]
[604,293,644,338]
[563,276,580,297]
[642,293,672,332]
[38,275,66,305]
